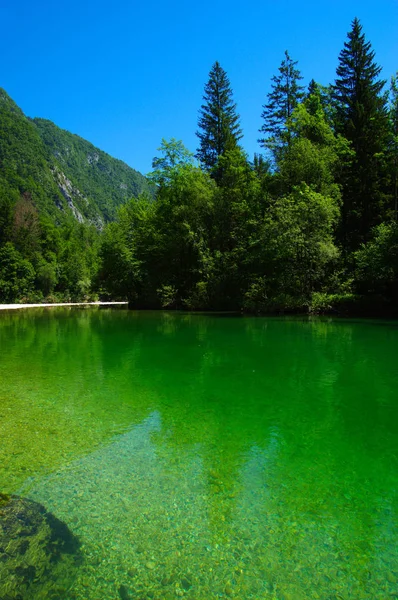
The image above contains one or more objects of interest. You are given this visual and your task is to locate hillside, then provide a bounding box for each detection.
[0,88,152,227]
[0,88,153,303]
[33,118,153,224]
[0,88,72,224]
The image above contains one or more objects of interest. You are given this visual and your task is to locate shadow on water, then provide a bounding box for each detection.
[1,309,398,598]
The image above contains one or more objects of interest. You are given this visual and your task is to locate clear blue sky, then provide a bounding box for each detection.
[1,0,398,175]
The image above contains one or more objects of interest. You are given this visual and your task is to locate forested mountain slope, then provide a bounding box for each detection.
[33,118,153,224]
[0,88,152,227]
[0,88,72,223]
[0,88,151,303]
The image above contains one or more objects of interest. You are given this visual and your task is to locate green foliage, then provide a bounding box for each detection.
[0,184,17,246]
[56,223,100,301]
[309,292,359,314]
[33,118,154,223]
[278,89,352,197]
[35,260,57,296]
[11,193,41,258]
[99,207,145,301]
[157,284,178,309]
[196,62,243,174]
[306,81,335,126]
[104,135,345,313]
[151,162,215,307]
[100,163,216,308]
[333,18,390,250]
[0,243,35,302]
[388,73,398,218]
[206,148,262,309]
[183,280,209,310]
[259,51,304,163]
[354,221,398,302]
[243,276,269,313]
[149,138,195,185]
[253,184,340,305]
[0,89,70,221]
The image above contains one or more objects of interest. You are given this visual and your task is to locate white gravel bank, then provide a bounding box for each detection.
[0,302,128,310]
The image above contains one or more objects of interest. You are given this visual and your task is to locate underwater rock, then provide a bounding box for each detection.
[180,576,192,590]
[118,584,131,600]
[0,492,82,600]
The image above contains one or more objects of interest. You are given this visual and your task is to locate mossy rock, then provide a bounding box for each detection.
[0,494,82,599]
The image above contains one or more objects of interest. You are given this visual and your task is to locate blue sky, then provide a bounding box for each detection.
[1,1,398,175]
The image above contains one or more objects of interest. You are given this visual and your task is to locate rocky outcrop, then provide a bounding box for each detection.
[87,152,99,165]
[52,168,85,223]
[0,493,81,599]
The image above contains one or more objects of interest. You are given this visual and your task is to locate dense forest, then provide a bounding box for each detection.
[1,18,397,314]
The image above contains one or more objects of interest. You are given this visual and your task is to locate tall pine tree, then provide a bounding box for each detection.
[259,50,304,164]
[333,17,390,251]
[196,62,242,174]
[389,74,398,219]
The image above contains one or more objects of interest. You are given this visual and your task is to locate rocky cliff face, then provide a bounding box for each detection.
[52,167,93,225]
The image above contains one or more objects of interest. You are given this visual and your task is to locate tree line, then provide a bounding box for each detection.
[0,192,100,303]
[1,18,397,314]
[101,18,398,314]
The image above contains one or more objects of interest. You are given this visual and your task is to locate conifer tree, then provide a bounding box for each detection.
[306,80,334,125]
[196,62,242,173]
[389,74,398,218]
[259,51,304,163]
[307,79,317,97]
[333,17,390,250]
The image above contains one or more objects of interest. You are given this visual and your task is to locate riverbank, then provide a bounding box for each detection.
[0,302,128,310]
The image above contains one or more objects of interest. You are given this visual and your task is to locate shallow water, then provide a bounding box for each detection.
[1,309,398,599]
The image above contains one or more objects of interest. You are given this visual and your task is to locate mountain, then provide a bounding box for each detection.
[33,118,153,224]
[0,88,152,227]
[0,88,71,224]
[0,88,153,303]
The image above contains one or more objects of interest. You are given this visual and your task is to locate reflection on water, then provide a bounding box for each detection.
[1,309,398,598]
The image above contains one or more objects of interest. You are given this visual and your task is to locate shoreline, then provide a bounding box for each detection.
[0,301,128,311]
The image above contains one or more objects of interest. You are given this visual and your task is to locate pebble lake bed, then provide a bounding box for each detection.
[1,308,398,599]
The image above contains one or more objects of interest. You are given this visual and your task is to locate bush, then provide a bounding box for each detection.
[0,243,35,302]
[309,292,359,314]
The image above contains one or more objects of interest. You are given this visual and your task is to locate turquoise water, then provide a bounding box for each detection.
[1,309,398,599]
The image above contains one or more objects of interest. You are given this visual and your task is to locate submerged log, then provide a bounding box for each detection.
[0,493,82,599]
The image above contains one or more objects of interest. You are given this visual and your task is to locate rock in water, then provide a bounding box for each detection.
[0,492,82,599]
[118,584,131,600]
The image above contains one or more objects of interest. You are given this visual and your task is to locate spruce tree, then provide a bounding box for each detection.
[196,62,242,173]
[307,79,318,97]
[333,17,390,250]
[306,80,334,125]
[389,74,398,219]
[259,50,304,163]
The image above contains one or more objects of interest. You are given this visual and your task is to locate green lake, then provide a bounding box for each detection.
[1,309,398,599]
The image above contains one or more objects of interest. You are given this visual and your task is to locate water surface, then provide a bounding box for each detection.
[1,309,398,599]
